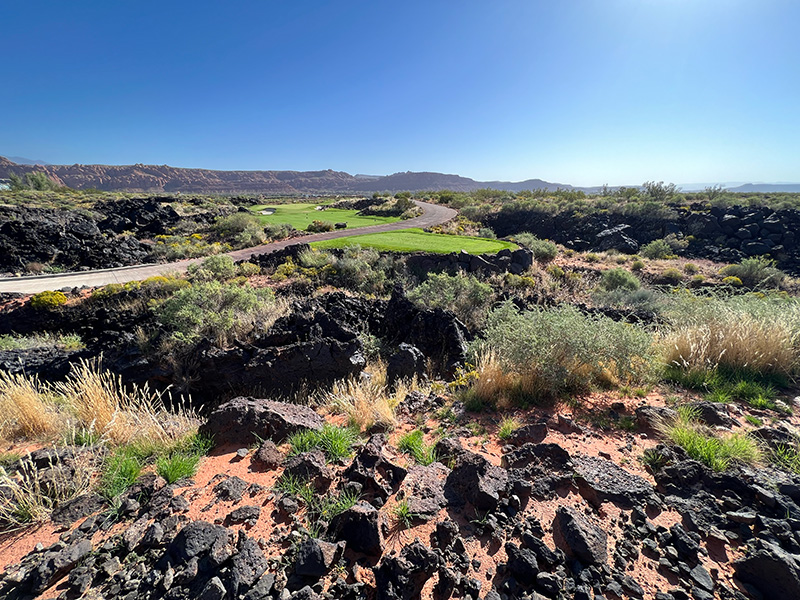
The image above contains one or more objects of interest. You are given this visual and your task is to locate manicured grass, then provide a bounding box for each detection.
[311,229,517,255]
[249,203,399,230]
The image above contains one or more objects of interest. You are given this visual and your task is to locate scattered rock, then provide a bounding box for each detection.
[329,501,383,555]
[444,449,508,510]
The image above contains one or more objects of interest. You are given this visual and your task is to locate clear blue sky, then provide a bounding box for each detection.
[2,0,798,186]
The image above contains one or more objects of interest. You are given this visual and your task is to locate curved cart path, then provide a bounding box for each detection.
[0,201,457,294]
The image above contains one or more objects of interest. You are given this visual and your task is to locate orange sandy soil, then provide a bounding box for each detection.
[1,384,797,599]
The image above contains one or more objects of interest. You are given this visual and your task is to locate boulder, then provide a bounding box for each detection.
[443,449,508,510]
[200,397,324,446]
[329,502,383,555]
[573,456,659,509]
[734,540,800,600]
[283,450,333,492]
[552,506,608,566]
[398,463,450,520]
[294,538,345,578]
[374,540,440,600]
[343,434,407,501]
[251,439,283,470]
[213,476,249,502]
[596,224,639,254]
[386,343,426,386]
[230,534,269,596]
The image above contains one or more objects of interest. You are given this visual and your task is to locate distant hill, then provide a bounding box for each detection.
[5,156,50,166]
[0,157,578,194]
[725,183,800,193]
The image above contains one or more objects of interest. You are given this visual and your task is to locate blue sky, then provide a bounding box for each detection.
[1,0,798,186]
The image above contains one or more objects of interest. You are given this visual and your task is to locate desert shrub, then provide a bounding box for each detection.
[322,369,413,432]
[660,268,684,284]
[585,253,600,263]
[327,245,394,295]
[214,212,266,248]
[469,302,656,405]
[662,294,800,379]
[631,260,645,271]
[263,222,295,241]
[237,262,261,277]
[156,281,278,346]
[594,288,664,312]
[658,405,761,472]
[307,220,335,233]
[29,290,67,311]
[187,255,238,282]
[599,268,640,292]
[546,264,564,279]
[477,227,496,239]
[512,233,558,262]
[408,272,494,330]
[721,276,743,287]
[683,263,699,274]
[640,239,673,259]
[719,257,785,289]
[151,234,231,260]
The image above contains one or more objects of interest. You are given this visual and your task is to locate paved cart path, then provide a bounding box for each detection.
[0,200,457,294]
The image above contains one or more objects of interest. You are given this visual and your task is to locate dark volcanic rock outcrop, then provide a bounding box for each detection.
[0,205,150,273]
[199,397,324,446]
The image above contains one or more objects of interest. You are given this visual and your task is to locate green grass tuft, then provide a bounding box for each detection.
[397,430,438,465]
[287,424,359,462]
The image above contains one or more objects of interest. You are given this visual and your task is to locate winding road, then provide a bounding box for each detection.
[0,200,457,294]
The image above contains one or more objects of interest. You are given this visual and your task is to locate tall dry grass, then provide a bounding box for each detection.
[0,372,59,438]
[0,359,198,446]
[662,295,800,377]
[321,360,422,431]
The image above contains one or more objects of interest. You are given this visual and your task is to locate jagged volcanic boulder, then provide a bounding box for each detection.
[443,449,508,510]
[552,506,608,566]
[199,397,323,446]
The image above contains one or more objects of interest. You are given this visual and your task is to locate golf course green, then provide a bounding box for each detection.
[310,228,517,254]
[249,203,400,230]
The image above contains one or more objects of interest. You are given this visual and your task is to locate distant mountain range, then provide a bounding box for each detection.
[1,156,798,194]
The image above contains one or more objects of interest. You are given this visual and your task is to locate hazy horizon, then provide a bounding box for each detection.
[2,1,798,187]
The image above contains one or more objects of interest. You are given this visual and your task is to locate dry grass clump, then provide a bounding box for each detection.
[0,359,198,447]
[0,372,60,438]
[0,452,94,529]
[662,295,800,378]
[322,360,421,431]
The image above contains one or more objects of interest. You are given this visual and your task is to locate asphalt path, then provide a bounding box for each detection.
[0,200,457,294]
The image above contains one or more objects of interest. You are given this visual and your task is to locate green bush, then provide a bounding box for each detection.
[327,245,394,295]
[640,239,674,259]
[29,290,67,311]
[719,257,785,288]
[512,233,558,262]
[187,255,238,282]
[631,259,645,271]
[660,268,684,284]
[307,220,335,233]
[408,272,494,330]
[263,222,295,241]
[599,268,640,292]
[156,281,276,346]
[214,212,266,248]
[472,302,656,403]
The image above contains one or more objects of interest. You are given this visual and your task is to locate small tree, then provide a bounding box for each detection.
[642,181,679,203]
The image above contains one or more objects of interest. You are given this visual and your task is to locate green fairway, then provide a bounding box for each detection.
[310,228,517,254]
[249,202,400,230]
